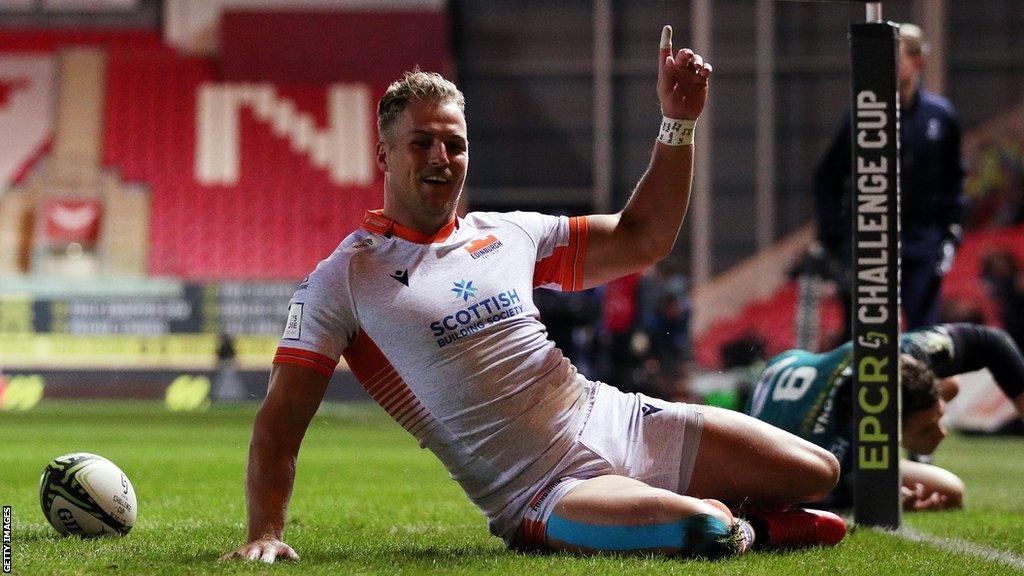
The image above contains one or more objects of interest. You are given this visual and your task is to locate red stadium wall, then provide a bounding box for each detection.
[96,11,451,280]
[220,11,452,85]
[941,224,1024,308]
[693,224,1024,368]
[102,50,383,279]
[0,29,163,53]
[2,15,451,281]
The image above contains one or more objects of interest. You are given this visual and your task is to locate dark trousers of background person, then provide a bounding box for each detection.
[836,244,942,344]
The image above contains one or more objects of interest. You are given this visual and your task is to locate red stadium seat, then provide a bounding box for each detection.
[693,225,1024,368]
[102,48,381,280]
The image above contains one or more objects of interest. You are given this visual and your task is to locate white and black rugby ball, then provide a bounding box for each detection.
[39,453,137,537]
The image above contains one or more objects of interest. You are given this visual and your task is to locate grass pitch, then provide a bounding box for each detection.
[2,401,1022,575]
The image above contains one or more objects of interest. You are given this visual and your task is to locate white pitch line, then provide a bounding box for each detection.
[875,525,1024,571]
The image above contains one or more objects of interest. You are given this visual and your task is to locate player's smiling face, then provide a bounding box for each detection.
[378,99,468,236]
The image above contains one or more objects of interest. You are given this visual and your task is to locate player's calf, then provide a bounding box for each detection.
[545,498,742,559]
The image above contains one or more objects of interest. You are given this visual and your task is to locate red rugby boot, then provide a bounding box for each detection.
[749,507,847,549]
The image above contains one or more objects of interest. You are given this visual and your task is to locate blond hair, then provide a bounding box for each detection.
[899,23,929,57]
[377,69,465,143]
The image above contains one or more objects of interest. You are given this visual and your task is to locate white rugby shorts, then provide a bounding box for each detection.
[507,381,704,549]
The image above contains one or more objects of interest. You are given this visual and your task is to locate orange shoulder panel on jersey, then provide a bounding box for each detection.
[342,329,434,437]
[532,216,589,291]
[274,347,338,378]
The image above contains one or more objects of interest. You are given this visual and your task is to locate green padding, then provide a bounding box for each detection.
[704,390,740,410]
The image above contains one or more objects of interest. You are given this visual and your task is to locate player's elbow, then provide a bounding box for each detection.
[986,325,1012,340]
[610,210,678,266]
[635,233,676,267]
[942,475,966,510]
[946,484,965,510]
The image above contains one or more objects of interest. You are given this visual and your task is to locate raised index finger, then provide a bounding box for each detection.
[658,25,673,95]
[660,25,672,63]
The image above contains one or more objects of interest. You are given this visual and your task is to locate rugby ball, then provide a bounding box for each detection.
[39,453,137,537]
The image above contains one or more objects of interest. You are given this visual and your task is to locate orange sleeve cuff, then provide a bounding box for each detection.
[534,216,588,291]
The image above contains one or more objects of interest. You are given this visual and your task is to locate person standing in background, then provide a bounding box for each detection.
[814,23,965,342]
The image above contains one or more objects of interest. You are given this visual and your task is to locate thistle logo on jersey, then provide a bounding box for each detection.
[451,279,477,301]
[431,289,524,347]
[465,235,504,260]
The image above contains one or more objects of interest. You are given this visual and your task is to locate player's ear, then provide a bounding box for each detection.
[938,376,959,402]
[376,140,389,173]
[910,53,924,72]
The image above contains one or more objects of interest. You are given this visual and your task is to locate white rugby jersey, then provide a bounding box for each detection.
[274,209,591,540]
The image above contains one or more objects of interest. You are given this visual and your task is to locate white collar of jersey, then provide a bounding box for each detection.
[361,210,459,244]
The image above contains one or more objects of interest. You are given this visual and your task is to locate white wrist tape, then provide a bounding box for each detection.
[658,117,697,146]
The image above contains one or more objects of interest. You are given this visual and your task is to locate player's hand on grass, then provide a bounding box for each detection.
[901,483,948,511]
[220,538,299,563]
[657,25,712,121]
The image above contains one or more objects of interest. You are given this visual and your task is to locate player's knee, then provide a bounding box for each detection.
[700,498,735,526]
[823,450,841,487]
[804,446,841,501]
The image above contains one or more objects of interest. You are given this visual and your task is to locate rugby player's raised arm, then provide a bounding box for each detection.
[582,25,711,289]
[221,363,330,563]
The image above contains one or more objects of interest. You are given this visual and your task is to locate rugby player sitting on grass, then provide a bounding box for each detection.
[222,25,848,564]
[747,323,1024,511]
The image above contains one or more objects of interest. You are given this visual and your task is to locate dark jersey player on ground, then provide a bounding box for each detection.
[747,323,1024,510]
